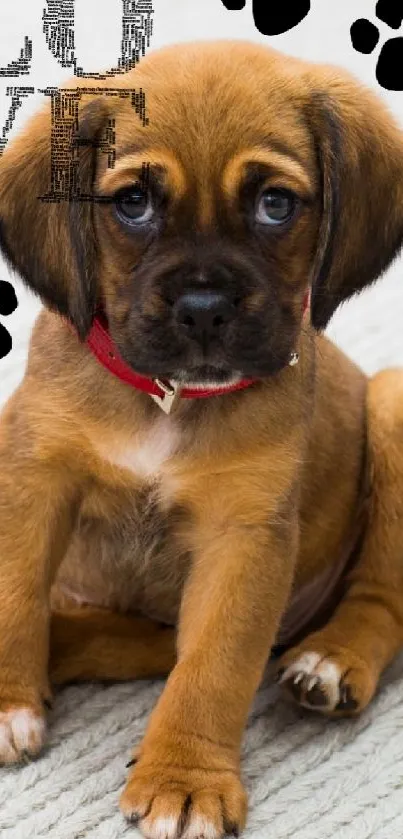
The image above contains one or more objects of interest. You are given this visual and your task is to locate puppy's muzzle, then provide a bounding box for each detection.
[173,290,238,349]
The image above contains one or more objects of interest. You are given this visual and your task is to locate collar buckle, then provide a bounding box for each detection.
[151,379,180,414]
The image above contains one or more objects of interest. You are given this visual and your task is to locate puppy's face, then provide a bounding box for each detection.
[94,56,320,384]
[2,41,403,386]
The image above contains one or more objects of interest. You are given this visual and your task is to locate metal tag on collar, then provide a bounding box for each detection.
[151,379,180,414]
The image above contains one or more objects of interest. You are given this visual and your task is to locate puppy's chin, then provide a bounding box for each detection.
[114,335,296,385]
[172,366,243,389]
[117,352,294,387]
[170,352,296,387]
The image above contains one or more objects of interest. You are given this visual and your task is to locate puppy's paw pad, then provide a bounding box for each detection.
[120,762,246,839]
[335,683,359,713]
[0,708,46,764]
[275,644,375,716]
[276,649,358,713]
[278,652,341,709]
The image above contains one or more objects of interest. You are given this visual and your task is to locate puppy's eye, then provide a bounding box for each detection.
[115,185,154,225]
[255,188,296,226]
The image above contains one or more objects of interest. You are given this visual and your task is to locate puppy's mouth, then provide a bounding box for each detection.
[108,255,302,385]
[172,364,244,388]
[110,294,299,385]
[116,346,292,387]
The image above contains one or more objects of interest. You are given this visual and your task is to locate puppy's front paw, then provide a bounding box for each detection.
[120,742,247,839]
[0,706,46,764]
[275,640,377,716]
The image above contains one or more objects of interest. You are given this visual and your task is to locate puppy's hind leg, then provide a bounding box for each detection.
[49,606,177,686]
[276,369,403,716]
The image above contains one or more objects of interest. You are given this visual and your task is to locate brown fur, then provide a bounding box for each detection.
[1,41,403,839]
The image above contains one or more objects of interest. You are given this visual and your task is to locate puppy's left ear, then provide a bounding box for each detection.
[0,94,108,339]
[307,69,403,330]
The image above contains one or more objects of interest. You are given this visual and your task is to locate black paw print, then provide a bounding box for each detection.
[220,0,310,36]
[0,281,18,360]
[351,0,403,90]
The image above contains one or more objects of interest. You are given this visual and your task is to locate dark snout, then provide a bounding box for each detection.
[109,244,300,383]
[173,291,238,349]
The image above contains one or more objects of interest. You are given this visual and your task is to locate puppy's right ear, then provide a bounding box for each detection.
[0,93,108,339]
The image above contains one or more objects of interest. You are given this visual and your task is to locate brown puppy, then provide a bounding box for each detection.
[1,39,403,839]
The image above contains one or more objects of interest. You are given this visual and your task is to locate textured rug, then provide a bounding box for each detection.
[1,264,403,838]
[1,658,403,839]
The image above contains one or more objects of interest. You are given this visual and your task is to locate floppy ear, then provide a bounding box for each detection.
[0,94,108,339]
[307,71,403,330]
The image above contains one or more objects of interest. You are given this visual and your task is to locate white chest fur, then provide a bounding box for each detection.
[97,415,180,481]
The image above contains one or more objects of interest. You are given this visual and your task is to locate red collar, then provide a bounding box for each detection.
[84,290,310,413]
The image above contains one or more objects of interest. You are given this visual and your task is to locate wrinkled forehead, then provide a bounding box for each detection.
[96,52,317,207]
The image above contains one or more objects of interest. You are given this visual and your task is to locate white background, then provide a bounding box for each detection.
[1,0,403,404]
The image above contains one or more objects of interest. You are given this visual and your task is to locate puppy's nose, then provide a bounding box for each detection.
[174,291,236,344]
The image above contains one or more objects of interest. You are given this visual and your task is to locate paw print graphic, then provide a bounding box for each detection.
[0,280,18,360]
[220,0,310,36]
[351,0,403,90]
